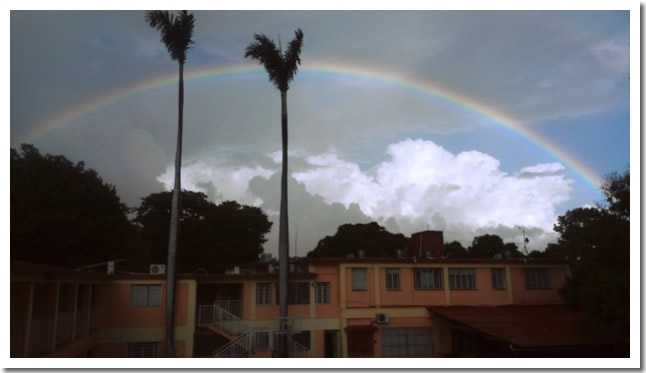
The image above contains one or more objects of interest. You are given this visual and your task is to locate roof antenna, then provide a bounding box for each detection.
[519,228,529,256]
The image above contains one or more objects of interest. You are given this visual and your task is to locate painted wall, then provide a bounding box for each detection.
[448,268,509,305]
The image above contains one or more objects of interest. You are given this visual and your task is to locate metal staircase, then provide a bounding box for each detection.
[196,302,311,358]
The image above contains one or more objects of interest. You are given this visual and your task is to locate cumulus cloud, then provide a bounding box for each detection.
[157,156,276,206]
[293,139,573,249]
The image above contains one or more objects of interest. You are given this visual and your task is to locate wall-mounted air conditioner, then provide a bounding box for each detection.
[376,313,390,324]
[150,264,166,275]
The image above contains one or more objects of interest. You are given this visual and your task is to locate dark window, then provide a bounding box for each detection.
[491,268,506,289]
[276,282,310,305]
[256,282,273,305]
[76,285,85,310]
[127,342,158,358]
[449,269,476,289]
[524,268,551,289]
[382,327,433,357]
[386,269,401,290]
[414,269,443,289]
[130,285,162,307]
[315,282,330,304]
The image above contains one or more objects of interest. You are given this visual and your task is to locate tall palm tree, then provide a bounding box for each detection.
[245,29,303,357]
[145,10,195,358]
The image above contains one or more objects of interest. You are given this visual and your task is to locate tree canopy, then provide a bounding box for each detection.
[307,222,409,258]
[467,234,523,258]
[11,144,139,268]
[554,169,630,341]
[134,191,272,272]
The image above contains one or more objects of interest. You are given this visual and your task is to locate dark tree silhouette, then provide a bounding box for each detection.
[145,9,195,357]
[11,144,138,268]
[444,241,468,258]
[554,169,630,345]
[134,191,272,272]
[307,222,409,259]
[245,28,303,356]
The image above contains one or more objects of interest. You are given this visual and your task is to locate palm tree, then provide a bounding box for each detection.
[145,10,195,358]
[245,29,303,357]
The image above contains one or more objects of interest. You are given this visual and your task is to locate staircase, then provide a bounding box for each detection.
[195,302,311,358]
[196,302,252,358]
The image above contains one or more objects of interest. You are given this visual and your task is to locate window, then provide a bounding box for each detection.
[385,269,401,290]
[276,282,310,305]
[76,284,85,310]
[382,327,433,357]
[352,268,367,290]
[491,268,506,289]
[128,342,158,358]
[315,282,330,304]
[413,269,443,289]
[256,282,273,305]
[524,268,551,289]
[449,269,476,289]
[130,285,162,307]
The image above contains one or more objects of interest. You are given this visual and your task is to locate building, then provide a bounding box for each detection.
[10,233,620,358]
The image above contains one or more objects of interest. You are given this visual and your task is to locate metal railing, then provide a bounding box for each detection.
[287,338,310,358]
[214,300,243,318]
[212,331,252,358]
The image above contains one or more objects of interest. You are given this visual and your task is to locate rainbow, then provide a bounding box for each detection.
[13,61,603,190]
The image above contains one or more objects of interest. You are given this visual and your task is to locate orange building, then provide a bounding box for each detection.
[17,251,612,358]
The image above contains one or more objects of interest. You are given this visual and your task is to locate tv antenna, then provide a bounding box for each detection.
[519,228,529,256]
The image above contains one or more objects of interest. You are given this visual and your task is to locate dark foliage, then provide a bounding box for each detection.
[307,222,409,258]
[444,241,468,258]
[554,169,630,341]
[134,191,272,272]
[11,144,139,268]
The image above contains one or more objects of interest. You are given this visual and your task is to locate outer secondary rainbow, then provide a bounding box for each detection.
[13,61,603,190]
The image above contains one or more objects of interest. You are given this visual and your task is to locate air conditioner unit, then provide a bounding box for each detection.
[376,313,390,324]
[149,264,166,275]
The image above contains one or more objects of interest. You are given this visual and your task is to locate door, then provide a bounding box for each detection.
[346,330,374,357]
[324,330,339,358]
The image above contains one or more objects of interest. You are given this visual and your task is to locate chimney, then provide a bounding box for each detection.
[406,230,445,258]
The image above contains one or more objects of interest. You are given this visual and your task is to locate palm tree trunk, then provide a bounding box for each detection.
[165,61,184,358]
[278,89,289,357]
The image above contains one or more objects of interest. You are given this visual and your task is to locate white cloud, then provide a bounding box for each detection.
[293,139,573,248]
[157,157,276,207]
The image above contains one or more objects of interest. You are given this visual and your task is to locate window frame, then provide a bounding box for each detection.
[381,327,433,357]
[315,282,330,304]
[524,268,551,289]
[413,268,443,290]
[127,342,158,358]
[448,268,476,290]
[490,268,506,290]
[385,268,401,291]
[351,268,368,291]
[256,282,273,305]
[130,284,162,308]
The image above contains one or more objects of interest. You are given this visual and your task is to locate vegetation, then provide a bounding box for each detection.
[245,28,304,352]
[554,170,630,343]
[134,191,272,273]
[145,9,195,357]
[307,222,409,258]
[11,144,139,268]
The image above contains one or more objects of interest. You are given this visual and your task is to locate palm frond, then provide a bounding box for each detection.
[244,29,304,91]
[283,29,304,87]
[145,10,195,64]
[245,34,284,90]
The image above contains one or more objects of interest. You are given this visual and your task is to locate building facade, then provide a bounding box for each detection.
[12,252,578,358]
